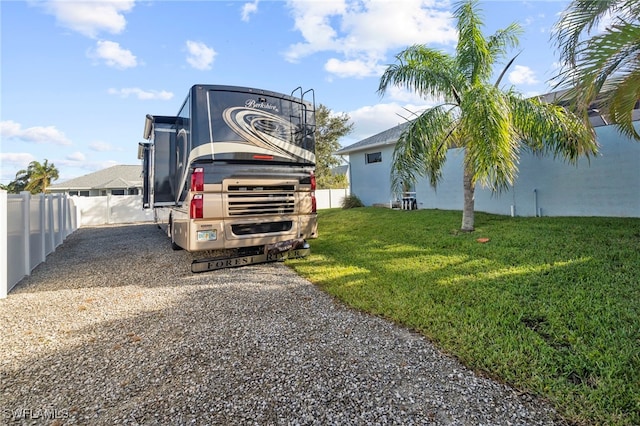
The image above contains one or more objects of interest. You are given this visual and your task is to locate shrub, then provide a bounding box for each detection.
[342,194,364,209]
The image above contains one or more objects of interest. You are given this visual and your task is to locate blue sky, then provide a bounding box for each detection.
[1,0,573,184]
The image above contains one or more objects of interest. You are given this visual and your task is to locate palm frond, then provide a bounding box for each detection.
[556,19,640,139]
[459,85,519,192]
[454,0,491,85]
[607,68,640,140]
[378,45,461,103]
[487,23,522,59]
[553,0,621,67]
[495,52,521,88]
[508,94,598,164]
[390,105,458,195]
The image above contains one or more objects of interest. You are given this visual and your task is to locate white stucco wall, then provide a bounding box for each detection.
[347,124,640,217]
[348,146,397,206]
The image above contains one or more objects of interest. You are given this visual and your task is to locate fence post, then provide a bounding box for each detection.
[1,190,7,298]
[107,194,112,224]
[61,194,67,239]
[56,195,63,247]
[47,194,55,255]
[61,195,66,239]
[20,192,31,277]
[72,197,81,228]
[39,194,46,264]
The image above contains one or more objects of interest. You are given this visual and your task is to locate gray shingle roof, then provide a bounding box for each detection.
[48,165,142,190]
[335,121,411,155]
[335,88,640,157]
[331,165,348,176]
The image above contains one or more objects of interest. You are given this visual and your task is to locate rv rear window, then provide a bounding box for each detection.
[366,152,382,164]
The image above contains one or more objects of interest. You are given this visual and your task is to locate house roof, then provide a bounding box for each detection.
[335,121,411,155]
[336,90,640,157]
[331,165,348,176]
[48,165,142,191]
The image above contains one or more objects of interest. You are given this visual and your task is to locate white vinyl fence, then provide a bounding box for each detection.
[1,191,79,298]
[1,188,349,297]
[72,194,155,226]
[316,188,350,210]
[72,189,350,226]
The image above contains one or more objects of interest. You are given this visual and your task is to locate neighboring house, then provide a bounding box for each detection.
[336,95,640,218]
[331,164,350,184]
[47,165,142,197]
[335,121,410,206]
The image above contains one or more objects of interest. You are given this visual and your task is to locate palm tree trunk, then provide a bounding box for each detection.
[461,166,475,232]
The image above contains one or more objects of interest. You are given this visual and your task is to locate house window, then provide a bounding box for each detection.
[79,191,90,197]
[69,191,78,196]
[111,189,125,196]
[366,152,382,164]
[128,188,139,195]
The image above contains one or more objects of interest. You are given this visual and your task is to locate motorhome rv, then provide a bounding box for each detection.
[138,84,317,272]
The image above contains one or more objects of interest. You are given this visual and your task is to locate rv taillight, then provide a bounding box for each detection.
[190,194,203,219]
[310,171,317,213]
[191,167,204,192]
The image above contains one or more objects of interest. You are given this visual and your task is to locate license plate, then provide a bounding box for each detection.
[197,230,217,241]
[191,247,311,273]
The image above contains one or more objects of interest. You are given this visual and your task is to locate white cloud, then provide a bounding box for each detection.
[508,65,539,85]
[285,1,346,61]
[382,86,442,105]
[108,87,174,100]
[1,120,72,145]
[89,141,116,152]
[242,0,259,22]
[0,152,36,166]
[88,40,138,69]
[324,57,386,78]
[66,152,86,162]
[339,0,456,53]
[186,40,216,70]
[285,0,456,79]
[40,0,135,38]
[0,153,37,183]
[344,102,431,144]
[0,120,21,137]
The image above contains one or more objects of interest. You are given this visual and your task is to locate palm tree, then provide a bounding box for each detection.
[15,160,60,194]
[378,0,598,231]
[553,0,640,140]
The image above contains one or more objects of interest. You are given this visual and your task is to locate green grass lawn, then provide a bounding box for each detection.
[288,208,640,425]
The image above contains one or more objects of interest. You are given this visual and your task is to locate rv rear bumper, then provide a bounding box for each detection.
[181,215,316,252]
[191,239,310,273]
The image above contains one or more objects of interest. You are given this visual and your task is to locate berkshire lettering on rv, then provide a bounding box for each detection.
[245,99,279,112]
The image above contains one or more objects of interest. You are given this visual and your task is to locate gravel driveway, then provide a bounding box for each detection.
[1,224,565,425]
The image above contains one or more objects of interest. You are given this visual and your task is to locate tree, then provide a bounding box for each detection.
[378,0,598,232]
[0,179,27,194]
[13,159,60,194]
[314,104,353,189]
[553,0,640,140]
